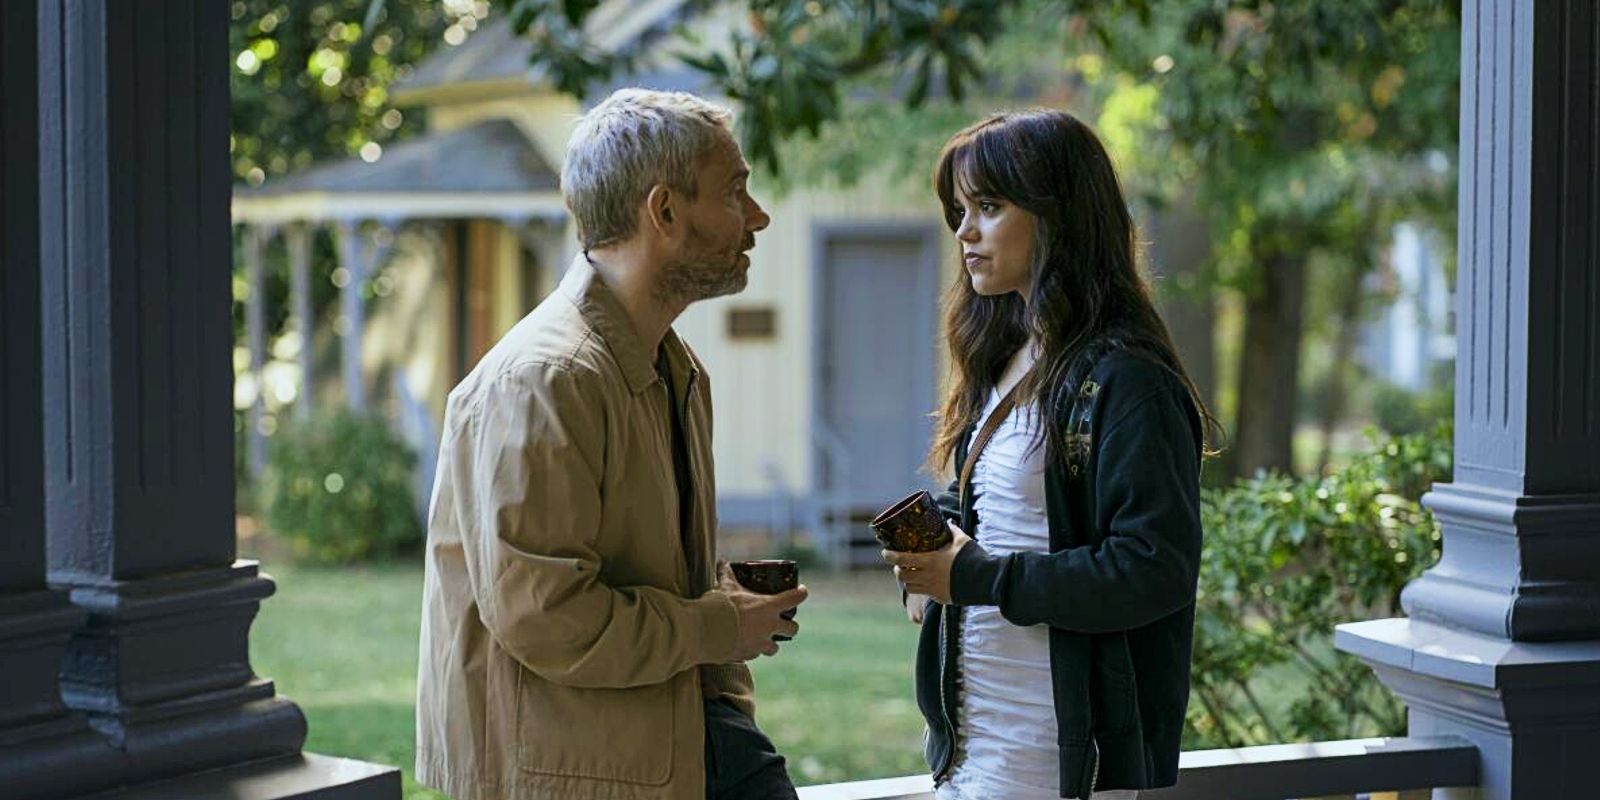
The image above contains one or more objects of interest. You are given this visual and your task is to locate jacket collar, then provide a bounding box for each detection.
[559,254,698,396]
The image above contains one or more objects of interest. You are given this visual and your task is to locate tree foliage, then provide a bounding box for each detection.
[501,0,1461,478]
[229,0,470,186]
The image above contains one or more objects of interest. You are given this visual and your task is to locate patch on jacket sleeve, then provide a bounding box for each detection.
[1065,378,1100,478]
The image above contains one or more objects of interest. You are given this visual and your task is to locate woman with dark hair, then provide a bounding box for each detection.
[883,109,1220,800]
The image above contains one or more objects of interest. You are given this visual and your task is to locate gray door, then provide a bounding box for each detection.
[816,227,940,508]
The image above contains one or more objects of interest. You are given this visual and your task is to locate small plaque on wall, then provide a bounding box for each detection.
[727,307,777,340]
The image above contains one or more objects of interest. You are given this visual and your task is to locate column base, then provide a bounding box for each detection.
[0,588,120,799]
[55,562,277,710]
[79,752,400,799]
[0,588,85,727]
[22,562,315,796]
[0,714,120,800]
[3,689,309,800]
[1408,484,1600,641]
[104,690,309,789]
[1337,617,1600,800]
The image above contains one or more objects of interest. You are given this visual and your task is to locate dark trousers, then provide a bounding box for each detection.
[704,698,799,800]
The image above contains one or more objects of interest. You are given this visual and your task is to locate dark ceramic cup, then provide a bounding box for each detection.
[729,559,799,641]
[870,490,953,553]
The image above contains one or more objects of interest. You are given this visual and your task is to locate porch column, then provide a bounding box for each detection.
[1337,2,1600,798]
[333,220,395,412]
[287,223,314,419]
[515,216,570,298]
[0,3,114,795]
[34,1,397,795]
[243,224,272,475]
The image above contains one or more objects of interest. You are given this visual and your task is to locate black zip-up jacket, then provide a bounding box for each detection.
[915,344,1204,799]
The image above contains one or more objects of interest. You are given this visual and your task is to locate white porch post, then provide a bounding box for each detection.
[243,223,272,476]
[333,220,397,413]
[287,222,314,419]
[333,220,366,411]
[1337,3,1600,798]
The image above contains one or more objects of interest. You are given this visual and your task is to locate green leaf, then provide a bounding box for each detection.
[559,0,602,27]
[907,52,932,108]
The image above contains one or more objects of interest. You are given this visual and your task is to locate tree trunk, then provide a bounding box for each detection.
[1149,195,1217,413]
[1229,249,1307,478]
[1315,258,1375,476]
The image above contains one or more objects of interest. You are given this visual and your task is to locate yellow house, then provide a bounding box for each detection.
[233,4,960,566]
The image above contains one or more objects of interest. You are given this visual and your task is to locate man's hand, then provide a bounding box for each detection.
[720,567,807,661]
[882,521,972,605]
[904,592,930,624]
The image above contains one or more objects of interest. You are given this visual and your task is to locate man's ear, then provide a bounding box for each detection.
[645,184,676,237]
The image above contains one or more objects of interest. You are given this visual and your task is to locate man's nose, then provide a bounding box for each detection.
[746,197,771,233]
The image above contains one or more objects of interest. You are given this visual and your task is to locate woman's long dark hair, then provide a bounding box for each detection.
[928,109,1222,474]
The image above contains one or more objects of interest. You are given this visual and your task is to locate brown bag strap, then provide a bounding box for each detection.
[959,379,1026,506]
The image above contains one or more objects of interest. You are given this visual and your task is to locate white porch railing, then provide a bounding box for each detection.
[797,736,1477,800]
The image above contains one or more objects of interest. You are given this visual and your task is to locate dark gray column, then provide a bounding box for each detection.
[1404,0,1600,643]
[1338,2,1600,798]
[1396,0,1600,643]
[1,0,50,609]
[35,0,307,791]
[0,3,116,796]
[15,1,399,797]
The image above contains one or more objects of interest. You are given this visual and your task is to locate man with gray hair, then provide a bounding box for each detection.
[416,88,805,800]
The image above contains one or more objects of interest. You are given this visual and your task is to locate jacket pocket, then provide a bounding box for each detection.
[514,668,676,785]
[1091,633,1141,736]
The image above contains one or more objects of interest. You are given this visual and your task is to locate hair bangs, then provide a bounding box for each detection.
[934,124,1008,231]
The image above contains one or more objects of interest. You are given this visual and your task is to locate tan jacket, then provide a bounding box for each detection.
[416,256,754,800]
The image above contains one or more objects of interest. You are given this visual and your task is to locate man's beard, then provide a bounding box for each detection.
[656,224,750,304]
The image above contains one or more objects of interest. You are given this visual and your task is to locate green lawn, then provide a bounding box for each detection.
[250,561,926,799]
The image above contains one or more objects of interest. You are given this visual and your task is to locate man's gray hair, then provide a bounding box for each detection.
[562,88,735,250]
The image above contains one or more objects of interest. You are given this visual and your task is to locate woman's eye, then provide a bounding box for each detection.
[979,201,998,214]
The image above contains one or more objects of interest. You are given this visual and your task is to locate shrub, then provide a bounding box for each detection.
[1370,368,1454,436]
[775,536,829,574]
[260,410,422,564]
[1187,422,1452,748]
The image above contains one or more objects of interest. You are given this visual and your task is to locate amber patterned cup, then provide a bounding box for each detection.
[730,559,799,641]
[870,490,953,553]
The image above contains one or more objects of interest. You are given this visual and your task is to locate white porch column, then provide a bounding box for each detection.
[287,223,314,419]
[333,220,366,411]
[333,220,396,412]
[243,224,272,476]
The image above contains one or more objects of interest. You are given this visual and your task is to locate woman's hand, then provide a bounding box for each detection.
[882,522,972,605]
